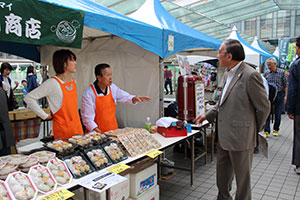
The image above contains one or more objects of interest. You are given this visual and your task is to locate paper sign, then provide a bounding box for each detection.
[107,163,130,174]
[41,189,74,200]
[80,170,127,193]
[146,150,163,158]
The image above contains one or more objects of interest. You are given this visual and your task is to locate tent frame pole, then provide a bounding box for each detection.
[159,57,164,118]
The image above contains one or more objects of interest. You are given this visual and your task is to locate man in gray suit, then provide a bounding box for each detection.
[194,39,270,200]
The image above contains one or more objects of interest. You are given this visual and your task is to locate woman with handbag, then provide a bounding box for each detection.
[0,62,19,111]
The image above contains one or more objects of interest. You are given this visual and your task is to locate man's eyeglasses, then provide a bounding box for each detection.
[218,51,227,55]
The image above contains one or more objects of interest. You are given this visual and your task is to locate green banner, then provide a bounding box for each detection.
[278,38,290,68]
[0,0,84,48]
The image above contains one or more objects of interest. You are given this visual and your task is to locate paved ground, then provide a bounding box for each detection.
[159,114,300,200]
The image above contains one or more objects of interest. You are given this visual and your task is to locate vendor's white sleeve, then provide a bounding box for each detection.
[110,83,134,104]
[24,78,63,120]
[81,86,97,132]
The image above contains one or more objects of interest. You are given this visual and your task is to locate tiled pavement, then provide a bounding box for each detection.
[159,114,300,200]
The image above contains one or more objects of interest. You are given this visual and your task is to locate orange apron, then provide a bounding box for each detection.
[52,77,83,139]
[91,84,118,133]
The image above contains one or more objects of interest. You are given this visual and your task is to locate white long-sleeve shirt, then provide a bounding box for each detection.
[24,76,66,120]
[81,83,135,132]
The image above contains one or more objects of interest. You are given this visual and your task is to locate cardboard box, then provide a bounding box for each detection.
[108,174,130,200]
[130,163,157,198]
[9,108,50,121]
[133,185,159,200]
[157,126,187,137]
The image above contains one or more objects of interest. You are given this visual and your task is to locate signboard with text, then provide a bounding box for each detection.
[0,0,84,48]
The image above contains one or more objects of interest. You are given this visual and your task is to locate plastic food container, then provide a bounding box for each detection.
[0,163,18,180]
[18,156,39,173]
[0,154,28,166]
[44,139,76,157]
[0,180,13,200]
[28,164,57,194]
[30,151,56,165]
[6,171,37,200]
[63,151,95,179]
[102,141,128,164]
[83,146,113,170]
[47,158,72,186]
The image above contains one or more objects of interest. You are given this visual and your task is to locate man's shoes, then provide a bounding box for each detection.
[273,130,279,137]
[294,167,300,175]
[165,92,169,95]
[263,132,270,138]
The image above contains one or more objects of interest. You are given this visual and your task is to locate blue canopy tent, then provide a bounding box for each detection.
[129,0,222,58]
[228,26,271,67]
[1,0,222,128]
[251,36,278,61]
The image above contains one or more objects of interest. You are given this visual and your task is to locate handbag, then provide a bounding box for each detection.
[8,92,19,110]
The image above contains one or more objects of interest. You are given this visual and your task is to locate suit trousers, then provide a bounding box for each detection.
[216,143,253,200]
[292,115,300,167]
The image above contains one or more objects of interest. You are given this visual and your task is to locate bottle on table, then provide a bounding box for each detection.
[145,117,151,132]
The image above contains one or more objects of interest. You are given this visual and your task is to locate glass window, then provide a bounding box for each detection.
[244,18,256,37]
[260,13,273,39]
[277,10,290,37]
[296,10,300,36]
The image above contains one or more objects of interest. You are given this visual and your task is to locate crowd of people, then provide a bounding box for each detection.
[0,37,299,200]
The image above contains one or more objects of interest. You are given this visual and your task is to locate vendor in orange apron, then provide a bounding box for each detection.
[81,63,152,133]
[91,85,118,133]
[52,77,83,139]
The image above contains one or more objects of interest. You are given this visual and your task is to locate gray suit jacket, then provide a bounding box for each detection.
[206,62,270,151]
[0,88,15,149]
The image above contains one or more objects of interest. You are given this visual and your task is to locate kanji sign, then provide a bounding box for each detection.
[0,0,84,48]
[41,189,74,200]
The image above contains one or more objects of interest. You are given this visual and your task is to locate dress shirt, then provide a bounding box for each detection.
[264,68,287,92]
[2,77,11,97]
[220,61,242,103]
[81,82,135,132]
[24,76,65,119]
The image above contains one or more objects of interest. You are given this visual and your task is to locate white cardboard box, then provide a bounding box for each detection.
[108,174,130,200]
[130,163,157,198]
[133,185,159,200]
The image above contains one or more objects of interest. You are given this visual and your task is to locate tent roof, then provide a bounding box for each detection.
[94,0,299,51]
[228,26,271,66]
[128,0,222,58]
[251,36,278,61]
[40,0,165,57]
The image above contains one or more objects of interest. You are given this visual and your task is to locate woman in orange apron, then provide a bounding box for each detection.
[25,49,83,139]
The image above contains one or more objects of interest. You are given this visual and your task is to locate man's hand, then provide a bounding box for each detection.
[14,81,19,87]
[132,96,152,104]
[93,127,102,133]
[193,114,206,125]
[288,114,294,120]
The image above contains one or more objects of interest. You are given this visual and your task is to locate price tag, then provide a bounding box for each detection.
[41,189,74,200]
[107,163,130,174]
[146,150,163,158]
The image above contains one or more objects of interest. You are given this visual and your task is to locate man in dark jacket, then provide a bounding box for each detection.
[287,36,300,175]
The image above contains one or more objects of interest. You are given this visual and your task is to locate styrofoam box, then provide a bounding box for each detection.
[108,174,130,200]
[73,187,106,200]
[130,163,157,198]
[133,185,159,200]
